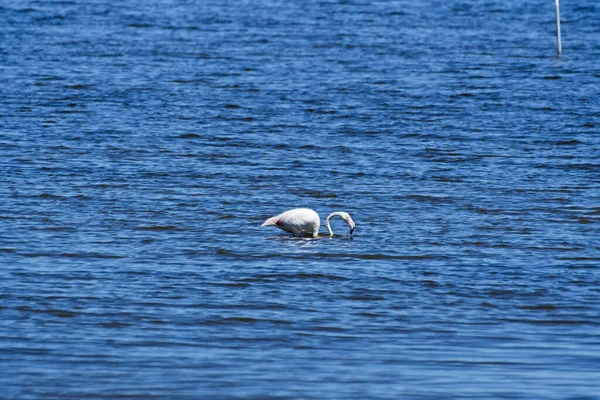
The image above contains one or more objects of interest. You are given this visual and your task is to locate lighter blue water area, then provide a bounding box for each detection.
[1,0,600,398]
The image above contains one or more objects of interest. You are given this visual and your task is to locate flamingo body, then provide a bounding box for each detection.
[261,208,320,237]
[262,208,355,237]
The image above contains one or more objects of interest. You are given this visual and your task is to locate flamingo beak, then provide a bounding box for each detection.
[349,220,356,235]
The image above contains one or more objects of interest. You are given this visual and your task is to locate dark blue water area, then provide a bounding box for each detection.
[1,0,600,398]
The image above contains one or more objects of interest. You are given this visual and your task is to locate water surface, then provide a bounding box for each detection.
[1,0,600,398]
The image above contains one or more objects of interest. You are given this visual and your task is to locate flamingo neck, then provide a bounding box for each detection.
[325,212,343,236]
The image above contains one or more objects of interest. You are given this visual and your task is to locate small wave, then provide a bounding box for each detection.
[63,84,93,90]
[172,79,204,84]
[99,322,133,328]
[404,194,456,204]
[208,282,250,288]
[58,252,125,259]
[179,133,201,139]
[557,256,600,262]
[343,294,385,301]
[17,306,77,318]
[19,252,124,259]
[218,250,447,261]
[350,253,450,261]
[135,225,179,231]
[311,325,347,333]
[201,317,292,326]
[216,248,232,256]
[56,109,87,114]
[502,318,595,326]
[38,193,66,200]
[241,273,350,282]
[128,23,152,28]
[518,304,557,311]
[487,290,516,297]
[290,189,337,199]
[32,226,77,232]
[555,139,582,146]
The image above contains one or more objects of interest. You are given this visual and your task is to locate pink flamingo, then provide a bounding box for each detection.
[261,208,355,237]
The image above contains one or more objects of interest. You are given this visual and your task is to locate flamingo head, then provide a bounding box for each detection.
[338,212,355,235]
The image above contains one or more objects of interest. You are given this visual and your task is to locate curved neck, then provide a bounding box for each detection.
[326,212,344,236]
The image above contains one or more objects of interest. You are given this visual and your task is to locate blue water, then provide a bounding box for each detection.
[2,0,600,398]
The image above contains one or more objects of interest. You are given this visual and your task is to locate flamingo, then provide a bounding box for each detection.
[261,208,355,237]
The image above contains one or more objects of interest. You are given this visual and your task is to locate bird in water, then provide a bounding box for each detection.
[261,208,355,238]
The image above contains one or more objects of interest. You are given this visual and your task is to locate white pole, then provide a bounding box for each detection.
[554,0,562,56]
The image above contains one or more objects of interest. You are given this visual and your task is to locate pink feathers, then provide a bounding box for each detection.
[261,208,355,237]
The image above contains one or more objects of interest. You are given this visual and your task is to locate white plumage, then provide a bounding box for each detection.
[261,208,355,237]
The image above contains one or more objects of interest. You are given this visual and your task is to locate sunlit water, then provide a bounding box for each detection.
[1,0,600,398]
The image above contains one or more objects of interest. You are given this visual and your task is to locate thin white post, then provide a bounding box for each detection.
[554,0,562,56]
